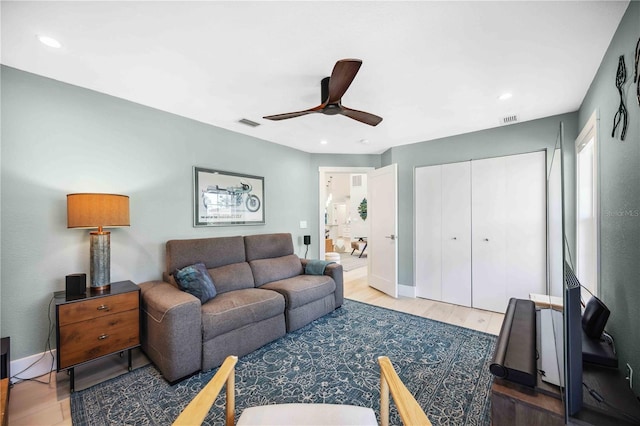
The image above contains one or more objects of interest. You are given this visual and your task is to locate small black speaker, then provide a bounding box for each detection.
[66,273,86,296]
[303,235,311,245]
[582,296,610,339]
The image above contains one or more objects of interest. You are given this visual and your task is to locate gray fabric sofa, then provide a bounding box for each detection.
[139,233,344,383]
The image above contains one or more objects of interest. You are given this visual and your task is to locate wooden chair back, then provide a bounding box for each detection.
[172,355,237,426]
[378,356,432,426]
[173,355,433,426]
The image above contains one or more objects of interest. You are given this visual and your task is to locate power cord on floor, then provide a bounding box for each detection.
[10,295,56,385]
[583,382,640,424]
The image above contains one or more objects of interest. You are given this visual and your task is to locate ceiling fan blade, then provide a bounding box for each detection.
[340,106,383,126]
[327,59,362,104]
[263,105,323,121]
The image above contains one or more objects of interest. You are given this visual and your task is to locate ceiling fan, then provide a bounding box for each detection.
[263,59,383,127]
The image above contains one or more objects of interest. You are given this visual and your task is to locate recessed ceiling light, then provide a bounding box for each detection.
[498,92,513,101]
[37,35,61,49]
[360,139,370,145]
[320,140,328,145]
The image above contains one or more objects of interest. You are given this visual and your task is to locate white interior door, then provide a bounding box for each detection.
[368,164,398,298]
[441,162,472,306]
[505,151,546,300]
[472,152,546,313]
[472,156,508,312]
[415,165,442,300]
[548,148,563,298]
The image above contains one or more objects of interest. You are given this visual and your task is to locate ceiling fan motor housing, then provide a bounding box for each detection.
[321,77,341,114]
[321,77,331,103]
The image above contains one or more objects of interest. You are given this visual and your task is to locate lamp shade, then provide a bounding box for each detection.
[67,193,130,229]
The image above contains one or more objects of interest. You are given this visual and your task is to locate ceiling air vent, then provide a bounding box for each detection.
[238,118,260,127]
[500,114,519,125]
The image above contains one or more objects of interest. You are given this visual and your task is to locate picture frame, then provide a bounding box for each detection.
[193,167,265,227]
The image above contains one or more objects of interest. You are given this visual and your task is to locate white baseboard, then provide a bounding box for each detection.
[399,284,416,298]
[9,349,57,384]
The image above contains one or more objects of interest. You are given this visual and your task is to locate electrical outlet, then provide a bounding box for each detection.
[626,363,633,389]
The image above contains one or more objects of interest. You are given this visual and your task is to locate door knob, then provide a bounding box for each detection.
[484,238,489,242]
[385,235,397,240]
[452,237,457,240]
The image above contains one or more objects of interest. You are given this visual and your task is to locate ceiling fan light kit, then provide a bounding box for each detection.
[263,59,383,127]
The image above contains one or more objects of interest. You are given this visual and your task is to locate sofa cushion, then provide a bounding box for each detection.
[261,275,336,310]
[245,233,294,261]
[208,262,255,294]
[166,236,246,272]
[201,288,285,341]
[250,254,304,287]
[173,263,217,303]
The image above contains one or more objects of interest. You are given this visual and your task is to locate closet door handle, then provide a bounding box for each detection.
[484,238,490,242]
[452,237,457,240]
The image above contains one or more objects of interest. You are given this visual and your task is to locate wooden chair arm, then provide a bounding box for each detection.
[378,356,432,426]
[173,355,238,426]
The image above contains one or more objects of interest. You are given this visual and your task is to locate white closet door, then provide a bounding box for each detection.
[471,157,508,312]
[415,166,442,300]
[472,151,546,313]
[505,151,546,300]
[441,162,472,306]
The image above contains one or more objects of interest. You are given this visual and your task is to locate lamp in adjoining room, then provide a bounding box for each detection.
[67,193,130,291]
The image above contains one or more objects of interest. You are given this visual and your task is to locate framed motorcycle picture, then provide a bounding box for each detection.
[193,167,265,226]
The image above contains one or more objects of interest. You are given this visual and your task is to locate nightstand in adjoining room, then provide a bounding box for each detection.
[55,280,140,392]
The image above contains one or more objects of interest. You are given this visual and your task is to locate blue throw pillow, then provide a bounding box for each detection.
[173,263,217,304]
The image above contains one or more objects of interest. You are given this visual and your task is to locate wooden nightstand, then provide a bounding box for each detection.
[55,280,140,392]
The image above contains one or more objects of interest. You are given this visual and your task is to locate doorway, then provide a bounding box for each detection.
[318,167,373,272]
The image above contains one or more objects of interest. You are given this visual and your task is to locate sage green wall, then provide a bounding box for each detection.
[578,0,640,394]
[382,113,578,287]
[0,66,380,360]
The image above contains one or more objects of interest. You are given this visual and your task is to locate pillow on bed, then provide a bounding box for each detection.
[173,262,217,303]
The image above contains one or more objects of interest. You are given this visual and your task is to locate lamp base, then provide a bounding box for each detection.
[90,283,111,293]
[90,231,111,290]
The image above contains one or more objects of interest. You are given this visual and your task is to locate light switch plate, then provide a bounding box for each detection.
[300,221,307,229]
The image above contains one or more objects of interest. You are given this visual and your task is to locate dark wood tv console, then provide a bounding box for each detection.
[491,297,640,425]
[575,365,640,425]
[491,378,564,426]
[491,367,640,426]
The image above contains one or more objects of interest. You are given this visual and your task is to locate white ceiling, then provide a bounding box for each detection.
[1,1,629,154]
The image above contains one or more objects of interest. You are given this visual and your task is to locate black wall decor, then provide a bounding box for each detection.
[612,55,628,140]
[634,37,639,107]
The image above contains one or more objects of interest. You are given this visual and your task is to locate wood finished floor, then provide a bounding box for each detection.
[7,267,504,425]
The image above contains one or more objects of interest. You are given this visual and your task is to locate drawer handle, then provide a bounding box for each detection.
[98,334,109,341]
[97,305,110,311]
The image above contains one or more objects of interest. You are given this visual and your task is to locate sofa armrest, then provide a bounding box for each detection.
[139,280,202,383]
[324,263,344,307]
[300,259,344,308]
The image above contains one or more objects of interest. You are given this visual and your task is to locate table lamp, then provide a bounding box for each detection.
[67,193,130,291]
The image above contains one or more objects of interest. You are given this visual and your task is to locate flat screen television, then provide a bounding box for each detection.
[564,261,583,418]
[549,121,584,421]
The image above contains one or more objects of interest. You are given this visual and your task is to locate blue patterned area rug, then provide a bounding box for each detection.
[71,300,496,425]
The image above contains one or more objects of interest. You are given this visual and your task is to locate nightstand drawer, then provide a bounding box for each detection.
[58,308,140,369]
[58,292,139,326]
